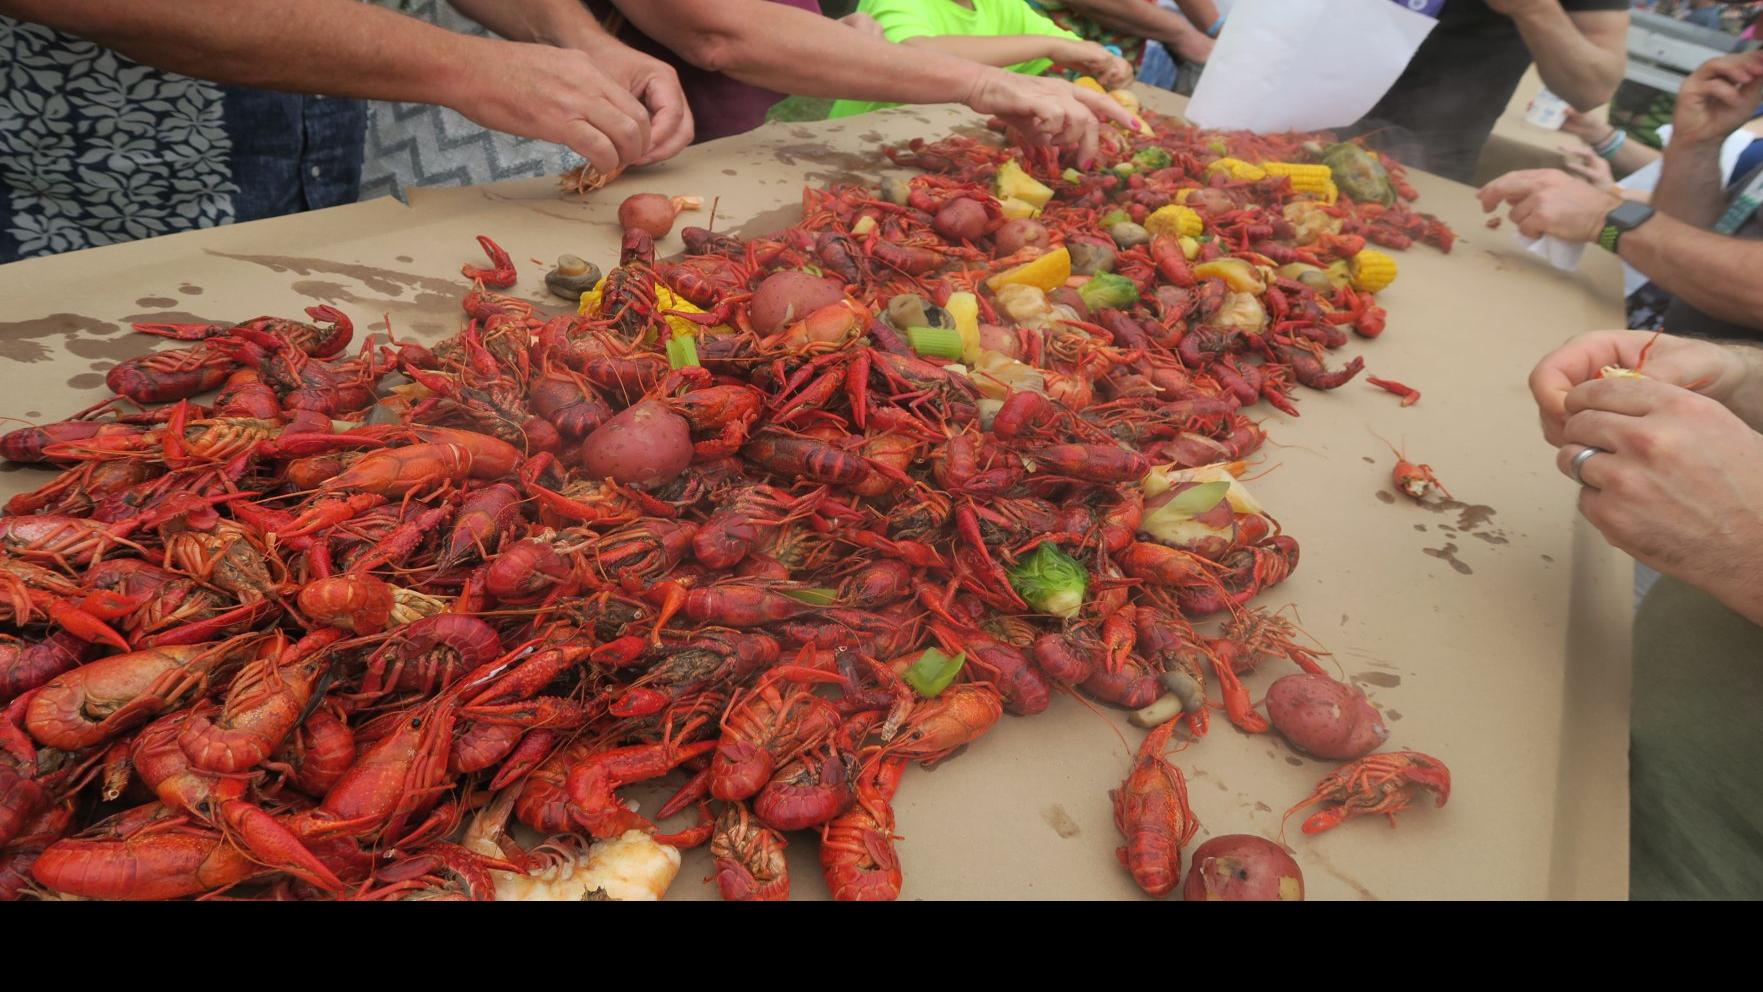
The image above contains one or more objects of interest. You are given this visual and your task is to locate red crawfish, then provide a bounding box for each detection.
[176,629,343,774]
[1283,750,1451,837]
[819,753,906,901]
[131,710,345,893]
[563,736,718,840]
[24,636,259,751]
[710,664,844,801]
[712,801,791,901]
[1381,439,1451,501]
[31,804,263,900]
[1113,719,1199,898]
[461,235,517,288]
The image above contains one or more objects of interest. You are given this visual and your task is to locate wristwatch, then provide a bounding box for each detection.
[1598,200,1655,253]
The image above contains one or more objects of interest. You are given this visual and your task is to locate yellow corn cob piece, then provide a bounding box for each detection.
[1349,249,1398,294]
[1075,76,1107,93]
[1205,157,1266,182]
[1263,162,1339,203]
[1144,204,1204,240]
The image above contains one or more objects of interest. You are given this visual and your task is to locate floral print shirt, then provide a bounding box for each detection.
[0,17,365,263]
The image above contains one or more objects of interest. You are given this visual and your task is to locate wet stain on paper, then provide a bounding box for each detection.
[65,373,106,390]
[1042,805,1081,839]
[1356,671,1402,688]
[1284,756,1303,767]
[0,313,123,362]
[1385,709,1402,721]
[207,251,460,298]
[1413,524,1427,532]
[1423,542,1473,575]
[1540,554,1555,563]
[721,169,738,176]
[734,201,806,239]
[1254,802,1271,814]
[395,255,414,263]
[178,284,203,295]
[1375,490,1395,504]
[1361,456,1375,464]
[134,296,178,309]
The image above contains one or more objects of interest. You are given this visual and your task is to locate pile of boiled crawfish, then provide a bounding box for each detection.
[0,107,1453,901]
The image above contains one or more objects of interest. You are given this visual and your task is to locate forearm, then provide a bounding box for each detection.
[1653,138,1731,226]
[1059,0,1208,45]
[1608,140,1660,178]
[610,0,985,104]
[0,0,479,107]
[902,34,1069,70]
[1510,5,1625,110]
[1712,340,1763,434]
[1620,214,1763,335]
[447,0,607,47]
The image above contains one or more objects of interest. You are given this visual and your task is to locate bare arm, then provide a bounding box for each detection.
[901,33,1076,70]
[1652,139,1731,226]
[1619,212,1763,331]
[1495,2,1628,111]
[606,0,1135,163]
[1054,0,1215,62]
[0,0,661,174]
[1653,52,1763,226]
[900,34,1133,88]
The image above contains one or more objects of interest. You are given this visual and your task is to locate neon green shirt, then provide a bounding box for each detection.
[827,0,1079,119]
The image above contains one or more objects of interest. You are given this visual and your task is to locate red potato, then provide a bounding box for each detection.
[1187,187,1235,215]
[977,323,1020,359]
[993,218,1049,257]
[1183,835,1303,901]
[749,271,848,334]
[579,399,693,488]
[618,193,703,239]
[933,197,989,242]
[1265,673,1389,760]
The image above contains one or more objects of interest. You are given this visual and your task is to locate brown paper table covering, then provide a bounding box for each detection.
[0,85,1632,900]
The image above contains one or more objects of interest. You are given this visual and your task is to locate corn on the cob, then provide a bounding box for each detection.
[1349,249,1398,294]
[1205,157,1267,182]
[1144,204,1203,240]
[1263,162,1339,203]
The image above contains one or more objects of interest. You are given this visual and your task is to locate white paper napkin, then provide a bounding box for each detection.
[1515,232,1586,272]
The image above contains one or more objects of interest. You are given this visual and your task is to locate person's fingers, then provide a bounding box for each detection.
[582,102,649,172]
[1070,101,1099,166]
[1556,442,1617,489]
[1560,408,1645,454]
[635,75,694,164]
[1070,83,1135,129]
[1563,376,1681,418]
[1701,78,1748,111]
[1509,196,1548,238]
[1476,171,1543,211]
[559,119,621,177]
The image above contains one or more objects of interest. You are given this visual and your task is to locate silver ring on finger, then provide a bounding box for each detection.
[1569,445,1607,487]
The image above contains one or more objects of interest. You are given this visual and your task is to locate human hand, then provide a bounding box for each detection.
[446,42,655,176]
[964,69,1136,167]
[840,12,887,38]
[1559,143,1616,191]
[1554,375,1763,618]
[1561,107,1614,145]
[1058,40,1133,89]
[1528,329,1750,445]
[1672,50,1763,147]
[1476,167,1621,242]
[573,35,695,165]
